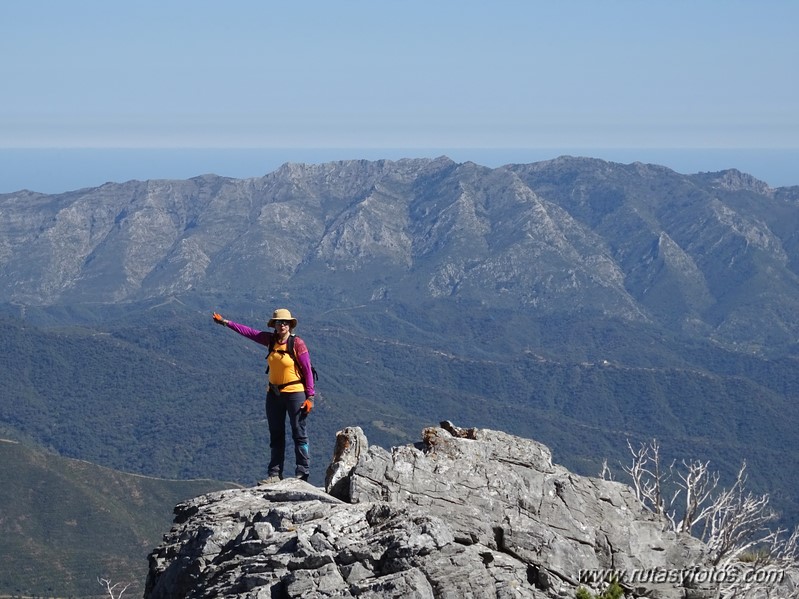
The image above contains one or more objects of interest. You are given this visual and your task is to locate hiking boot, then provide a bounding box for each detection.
[258,475,281,485]
[295,473,309,481]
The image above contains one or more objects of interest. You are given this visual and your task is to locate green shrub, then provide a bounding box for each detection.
[576,579,624,599]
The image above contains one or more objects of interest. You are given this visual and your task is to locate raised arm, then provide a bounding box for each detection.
[212,312,273,347]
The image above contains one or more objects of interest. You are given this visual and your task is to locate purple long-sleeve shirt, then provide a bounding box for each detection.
[225,320,315,398]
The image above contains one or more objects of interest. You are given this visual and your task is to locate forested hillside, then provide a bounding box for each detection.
[0,439,232,597]
[2,299,797,528]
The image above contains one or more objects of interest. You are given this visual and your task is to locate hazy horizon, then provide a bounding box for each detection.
[4,3,795,194]
[1,147,797,195]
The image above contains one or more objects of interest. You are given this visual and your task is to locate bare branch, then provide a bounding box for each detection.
[712,527,798,597]
[690,462,778,565]
[621,438,677,528]
[613,443,795,571]
[599,458,614,481]
[98,577,131,599]
[674,459,719,533]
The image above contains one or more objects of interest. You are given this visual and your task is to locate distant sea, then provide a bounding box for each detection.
[1,147,796,195]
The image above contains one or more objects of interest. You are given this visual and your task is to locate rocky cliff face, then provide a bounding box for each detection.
[143,423,789,599]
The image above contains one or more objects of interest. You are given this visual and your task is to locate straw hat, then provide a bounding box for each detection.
[267,308,298,329]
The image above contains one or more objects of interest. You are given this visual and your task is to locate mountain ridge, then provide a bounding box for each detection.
[2,156,798,352]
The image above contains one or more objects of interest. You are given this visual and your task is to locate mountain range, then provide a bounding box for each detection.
[1,155,797,564]
[3,156,799,351]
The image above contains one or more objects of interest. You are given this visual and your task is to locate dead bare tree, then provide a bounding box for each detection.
[612,439,796,565]
[700,462,778,566]
[599,458,614,481]
[620,438,681,528]
[98,577,130,599]
[608,440,799,597]
[672,457,720,534]
[713,525,799,598]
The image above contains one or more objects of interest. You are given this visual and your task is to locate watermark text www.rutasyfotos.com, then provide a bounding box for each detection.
[579,566,786,586]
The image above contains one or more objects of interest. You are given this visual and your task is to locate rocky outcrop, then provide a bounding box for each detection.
[144,423,777,599]
[327,423,708,595]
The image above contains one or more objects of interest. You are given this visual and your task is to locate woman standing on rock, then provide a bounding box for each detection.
[212,308,315,483]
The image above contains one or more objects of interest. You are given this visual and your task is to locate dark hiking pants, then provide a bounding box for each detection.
[265,389,310,478]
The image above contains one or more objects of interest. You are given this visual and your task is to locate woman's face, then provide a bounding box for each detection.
[273,320,291,335]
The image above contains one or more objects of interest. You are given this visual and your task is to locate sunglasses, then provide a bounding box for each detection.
[274,320,290,326]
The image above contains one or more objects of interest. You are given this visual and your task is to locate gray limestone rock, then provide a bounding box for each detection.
[144,424,795,599]
[337,422,707,598]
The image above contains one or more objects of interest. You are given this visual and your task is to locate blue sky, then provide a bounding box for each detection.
[2,0,797,150]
